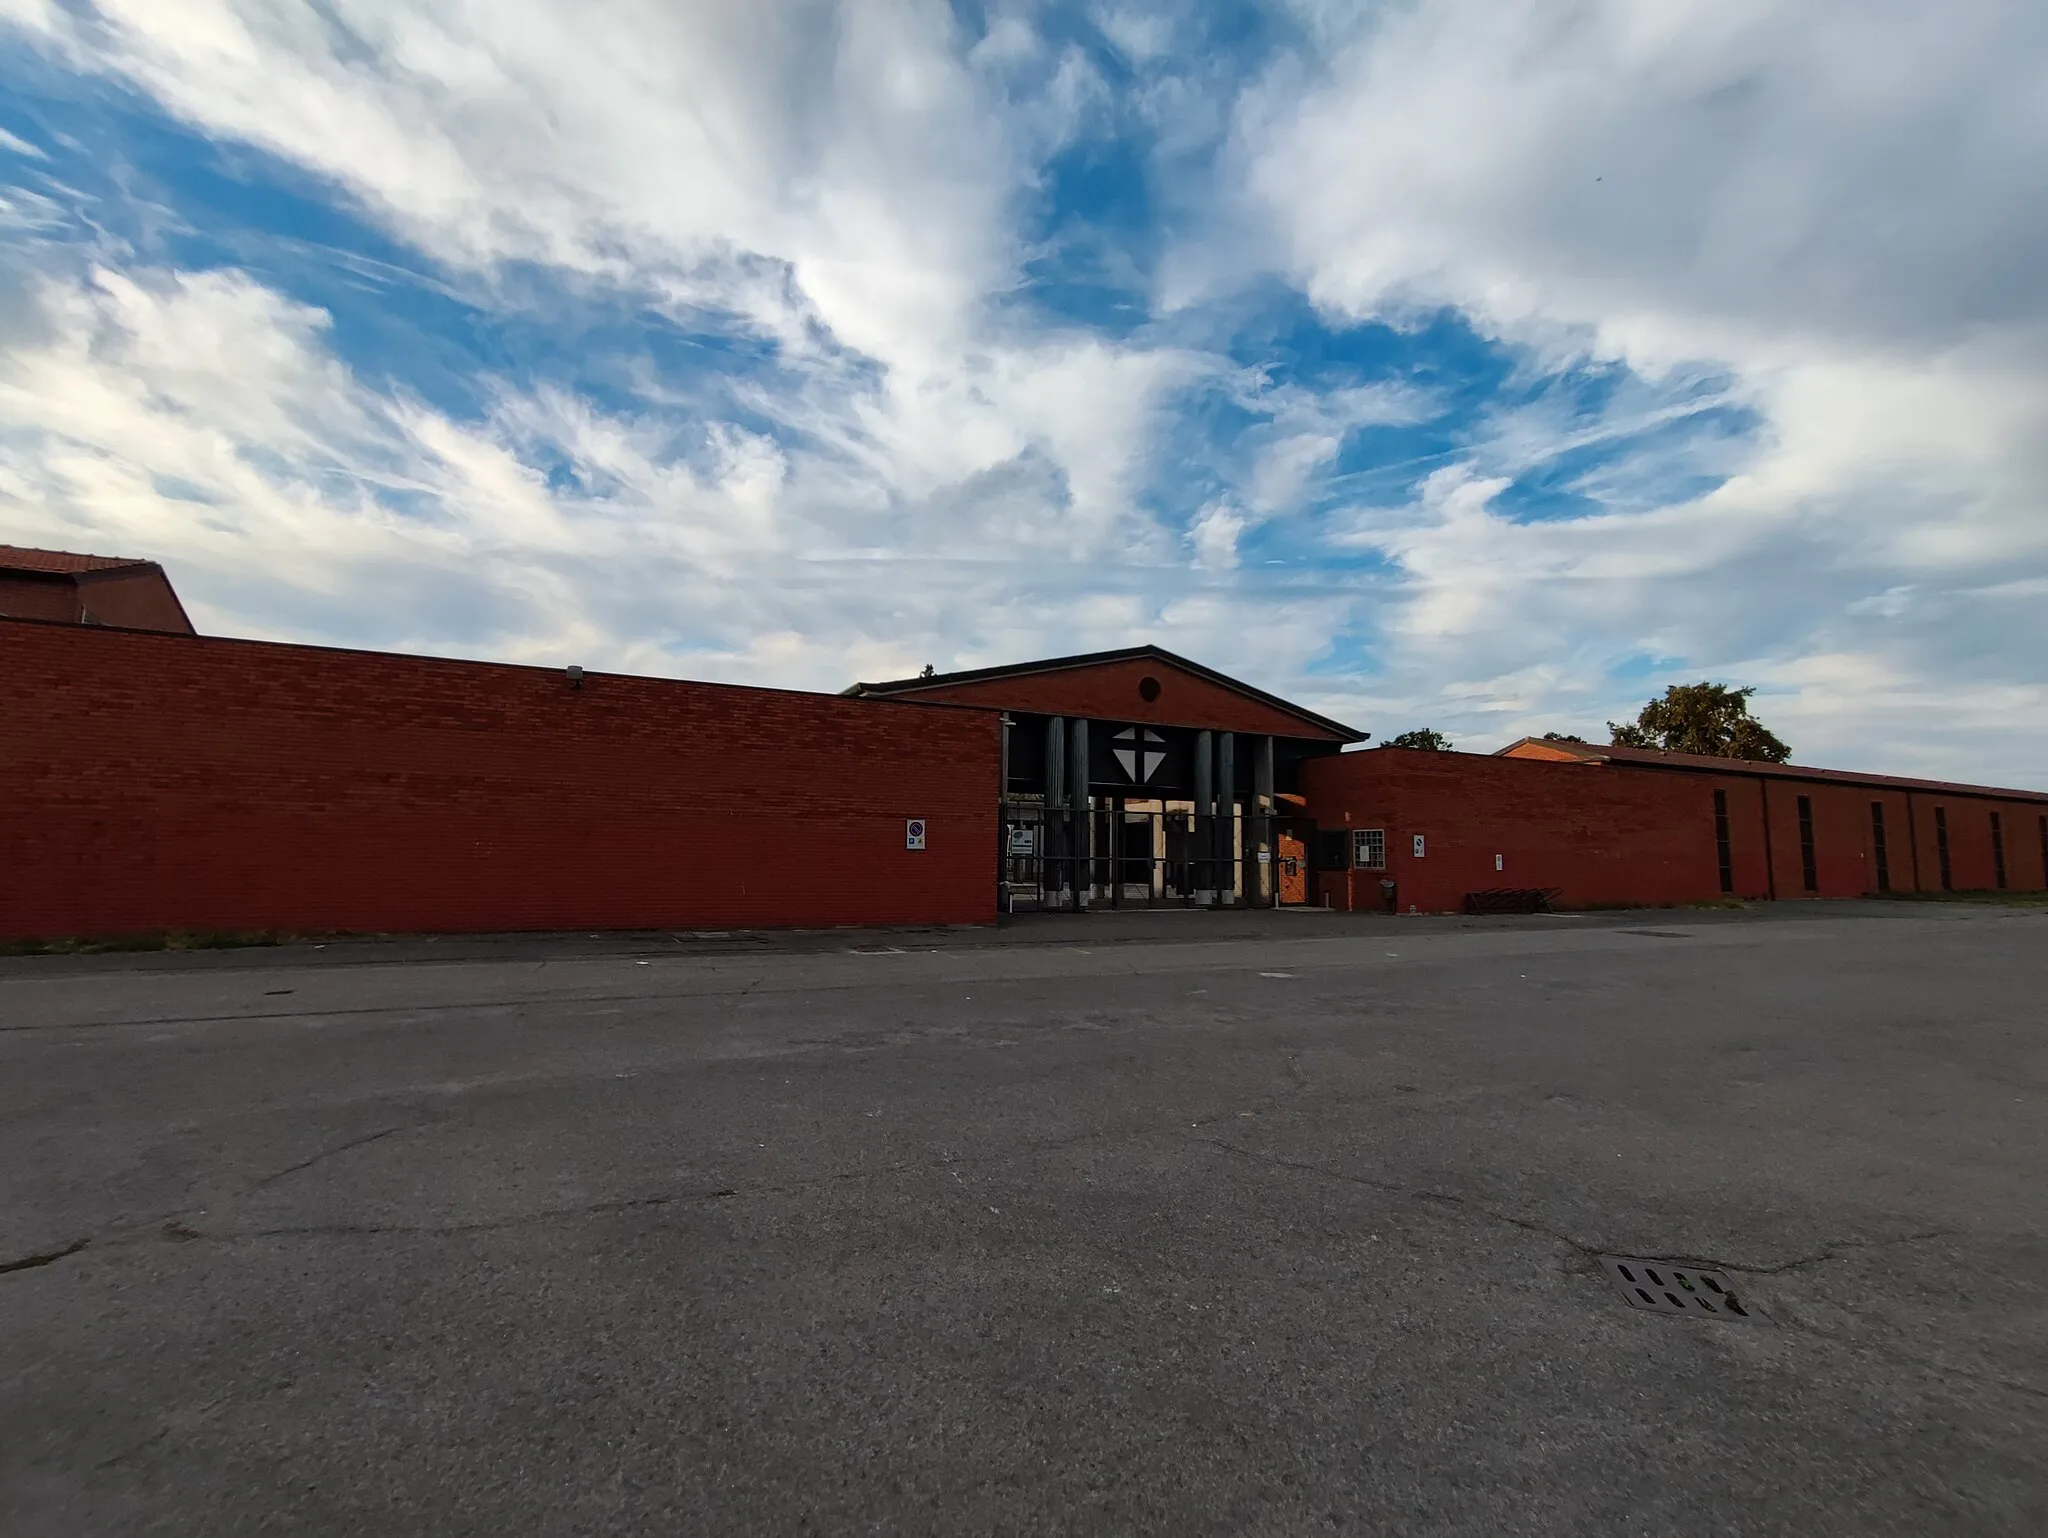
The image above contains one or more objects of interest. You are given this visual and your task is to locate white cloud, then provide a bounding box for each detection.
[0,260,1355,707]
[0,0,62,32]
[0,125,49,160]
[1327,451,2048,784]
[0,265,590,648]
[1245,0,2048,363]
[1189,500,1245,569]
[1232,378,1429,516]
[1095,7,1174,66]
[25,1,1025,364]
[7,0,1167,559]
[0,3,1307,682]
[0,184,70,233]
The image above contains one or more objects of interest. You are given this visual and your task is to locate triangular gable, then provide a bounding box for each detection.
[847,647,1364,742]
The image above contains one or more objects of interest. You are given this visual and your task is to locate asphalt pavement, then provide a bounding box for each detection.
[2,902,2044,1535]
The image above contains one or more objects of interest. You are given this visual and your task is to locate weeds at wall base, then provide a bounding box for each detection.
[0,930,332,957]
[1566,898,1753,913]
[1864,889,2048,907]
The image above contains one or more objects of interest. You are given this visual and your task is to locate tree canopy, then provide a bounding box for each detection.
[1385,728,1453,752]
[1608,683,1790,762]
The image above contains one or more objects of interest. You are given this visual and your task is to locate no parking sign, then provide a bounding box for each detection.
[905,818,927,850]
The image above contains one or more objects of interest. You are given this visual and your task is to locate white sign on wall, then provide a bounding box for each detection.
[906,819,927,851]
[1413,834,1427,859]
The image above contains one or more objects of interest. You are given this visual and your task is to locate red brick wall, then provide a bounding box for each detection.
[1763,779,1871,897]
[0,620,998,940]
[0,574,78,624]
[1757,782,2048,898]
[1900,794,2044,893]
[1303,748,2048,913]
[0,568,192,632]
[76,568,194,633]
[1301,748,1738,912]
[882,656,1348,740]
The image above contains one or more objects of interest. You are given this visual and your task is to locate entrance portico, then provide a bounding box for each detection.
[844,646,1368,909]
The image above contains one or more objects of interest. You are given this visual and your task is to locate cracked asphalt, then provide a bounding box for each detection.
[2,902,2044,1535]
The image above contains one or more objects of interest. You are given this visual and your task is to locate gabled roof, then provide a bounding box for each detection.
[1497,736,2048,804]
[0,544,157,576]
[845,644,1368,743]
[0,546,197,635]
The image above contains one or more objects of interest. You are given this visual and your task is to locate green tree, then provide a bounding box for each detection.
[1608,683,1790,762]
[1541,731,1585,743]
[1385,728,1453,752]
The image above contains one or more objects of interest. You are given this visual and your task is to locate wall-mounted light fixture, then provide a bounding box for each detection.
[566,665,584,690]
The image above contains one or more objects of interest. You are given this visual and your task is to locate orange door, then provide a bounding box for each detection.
[1278,832,1307,905]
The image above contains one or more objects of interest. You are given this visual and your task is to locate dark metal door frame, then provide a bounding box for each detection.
[1000,800,1278,911]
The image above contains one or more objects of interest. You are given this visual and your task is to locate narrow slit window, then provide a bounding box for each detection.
[1712,789,1734,894]
[1990,812,2007,890]
[1870,802,1891,893]
[1934,806,1952,891]
[1797,795,1818,893]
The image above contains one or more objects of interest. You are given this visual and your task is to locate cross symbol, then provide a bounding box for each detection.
[1111,726,1167,783]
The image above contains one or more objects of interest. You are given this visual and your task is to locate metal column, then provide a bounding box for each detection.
[1217,731,1236,906]
[1255,734,1275,906]
[1044,717,1067,907]
[1070,718,1091,908]
[998,714,1013,913]
[1193,729,1214,904]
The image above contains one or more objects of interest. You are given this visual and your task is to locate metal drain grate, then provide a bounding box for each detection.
[1599,1256,1769,1323]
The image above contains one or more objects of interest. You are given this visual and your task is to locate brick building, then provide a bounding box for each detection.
[1,548,2041,940]
[0,620,996,941]
[851,652,2048,914]
[0,545,194,633]
[1299,740,2048,914]
[847,647,1365,909]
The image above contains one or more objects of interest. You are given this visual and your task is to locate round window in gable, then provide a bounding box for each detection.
[1138,675,1162,703]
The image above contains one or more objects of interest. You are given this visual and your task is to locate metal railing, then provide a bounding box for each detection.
[999,803,1283,911]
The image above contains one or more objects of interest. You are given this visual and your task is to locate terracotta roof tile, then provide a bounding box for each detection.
[0,545,155,575]
[1497,736,2048,803]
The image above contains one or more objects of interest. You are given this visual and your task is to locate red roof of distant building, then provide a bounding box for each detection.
[1497,736,2048,804]
[0,545,196,634]
[0,545,157,575]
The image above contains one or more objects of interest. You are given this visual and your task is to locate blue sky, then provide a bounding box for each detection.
[2,1,2045,783]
